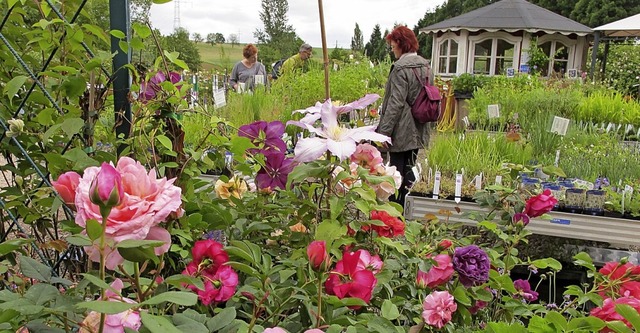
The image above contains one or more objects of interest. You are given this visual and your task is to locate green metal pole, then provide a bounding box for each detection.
[110,0,131,155]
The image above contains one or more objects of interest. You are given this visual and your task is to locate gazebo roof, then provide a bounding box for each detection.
[593,13,640,37]
[420,0,592,36]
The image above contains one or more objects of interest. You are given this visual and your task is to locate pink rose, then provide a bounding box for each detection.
[371,164,402,200]
[196,265,238,305]
[75,157,182,269]
[52,171,81,210]
[89,162,124,209]
[350,143,383,171]
[523,189,557,218]
[263,328,288,333]
[422,290,457,328]
[422,254,454,288]
[81,279,141,333]
[355,249,383,274]
[590,296,640,332]
[307,240,330,272]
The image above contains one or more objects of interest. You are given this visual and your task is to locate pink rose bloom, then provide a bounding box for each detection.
[422,290,457,328]
[350,143,383,171]
[304,330,324,333]
[263,328,288,333]
[423,254,455,288]
[196,265,238,305]
[75,157,182,269]
[355,249,383,274]
[82,279,141,333]
[524,189,558,218]
[590,296,640,332]
[52,171,81,210]
[370,164,401,200]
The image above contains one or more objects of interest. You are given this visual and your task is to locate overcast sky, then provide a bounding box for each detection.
[149,0,447,48]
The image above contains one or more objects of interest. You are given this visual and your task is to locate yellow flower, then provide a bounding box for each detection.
[289,222,307,233]
[215,176,248,200]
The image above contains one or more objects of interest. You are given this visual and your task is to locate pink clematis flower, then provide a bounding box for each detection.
[288,99,390,162]
[292,94,381,125]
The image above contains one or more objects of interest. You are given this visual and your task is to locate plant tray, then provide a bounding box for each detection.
[405,195,640,246]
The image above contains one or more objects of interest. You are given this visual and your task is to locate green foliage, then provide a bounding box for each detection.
[351,23,364,53]
[364,24,389,63]
[162,27,202,71]
[599,44,640,98]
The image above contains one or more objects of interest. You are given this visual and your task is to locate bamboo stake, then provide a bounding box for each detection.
[317,0,330,100]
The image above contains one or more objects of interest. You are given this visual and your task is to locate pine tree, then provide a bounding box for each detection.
[364,24,387,63]
[351,23,364,53]
[254,0,302,66]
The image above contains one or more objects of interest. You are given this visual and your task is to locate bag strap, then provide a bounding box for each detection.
[411,67,429,86]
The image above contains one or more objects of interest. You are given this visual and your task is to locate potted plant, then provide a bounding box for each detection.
[451,73,485,100]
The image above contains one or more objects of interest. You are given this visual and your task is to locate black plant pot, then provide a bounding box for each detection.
[454,91,474,100]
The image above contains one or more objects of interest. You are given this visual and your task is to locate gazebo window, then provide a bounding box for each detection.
[438,39,458,74]
[472,38,515,75]
[540,41,569,76]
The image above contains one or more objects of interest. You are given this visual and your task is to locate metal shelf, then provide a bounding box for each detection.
[405,195,640,247]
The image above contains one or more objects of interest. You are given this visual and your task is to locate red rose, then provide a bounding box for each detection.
[307,240,330,272]
[370,210,405,238]
[438,239,453,251]
[590,296,640,332]
[523,189,558,218]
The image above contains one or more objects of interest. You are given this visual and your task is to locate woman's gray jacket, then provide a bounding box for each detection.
[376,53,433,152]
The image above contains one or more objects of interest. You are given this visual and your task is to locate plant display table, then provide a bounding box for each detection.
[405,195,640,247]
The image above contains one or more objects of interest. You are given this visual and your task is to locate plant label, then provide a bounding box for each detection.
[625,185,634,198]
[254,75,265,86]
[606,123,615,133]
[487,105,500,119]
[411,166,420,183]
[213,89,226,108]
[550,116,569,136]
[568,69,578,79]
[455,173,463,203]
[554,150,560,167]
[333,63,339,71]
[225,152,233,167]
[433,171,441,199]
[462,116,470,127]
[626,124,634,134]
[506,68,515,78]
[475,173,483,190]
[495,175,502,185]
[237,82,246,93]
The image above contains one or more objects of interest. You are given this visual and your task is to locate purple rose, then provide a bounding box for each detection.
[453,245,490,287]
[514,279,539,302]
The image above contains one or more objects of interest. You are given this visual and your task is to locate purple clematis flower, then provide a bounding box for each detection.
[140,71,182,102]
[255,150,296,190]
[287,99,391,162]
[513,279,539,302]
[292,94,381,125]
[238,121,287,153]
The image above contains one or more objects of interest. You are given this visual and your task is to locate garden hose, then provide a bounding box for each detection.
[437,81,456,132]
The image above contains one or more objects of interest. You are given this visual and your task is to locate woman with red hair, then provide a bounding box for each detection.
[230,44,268,92]
[376,25,434,208]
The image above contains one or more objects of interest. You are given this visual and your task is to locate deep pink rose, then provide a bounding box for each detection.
[422,254,455,288]
[523,189,558,218]
[307,240,329,272]
[422,290,457,328]
[52,171,81,210]
[75,157,182,269]
[590,296,640,332]
[325,250,377,305]
[355,249,383,274]
[89,162,124,209]
[196,265,238,305]
[192,240,229,273]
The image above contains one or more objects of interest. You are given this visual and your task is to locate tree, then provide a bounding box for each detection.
[228,34,239,47]
[163,28,202,71]
[192,32,203,44]
[206,33,216,46]
[215,33,226,44]
[351,23,364,53]
[364,24,387,63]
[253,0,302,66]
[570,0,640,27]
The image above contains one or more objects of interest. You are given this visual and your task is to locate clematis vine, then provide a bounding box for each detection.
[288,98,390,162]
[255,150,295,190]
[139,71,183,102]
[292,94,381,125]
[238,120,287,153]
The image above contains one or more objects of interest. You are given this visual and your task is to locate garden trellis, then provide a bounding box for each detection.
[0,0,132,278]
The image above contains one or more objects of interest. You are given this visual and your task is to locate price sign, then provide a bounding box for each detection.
[550,116,570,136]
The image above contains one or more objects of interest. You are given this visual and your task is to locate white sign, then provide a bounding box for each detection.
[506,68,515,78]
[455,173,463,203]
[433,171,441,199]
[254,75,265,86]
[213,89,226,108]
[237,82,246,93]
[487,104,500,119]
[475,173,483,190]
[462,116,470,127]
[550,116,570,136]
[495,175,502,185]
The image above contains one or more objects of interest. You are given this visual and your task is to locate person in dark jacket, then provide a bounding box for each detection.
[376,25,434,209]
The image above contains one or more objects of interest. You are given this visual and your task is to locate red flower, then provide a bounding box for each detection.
[325,250,377,305]
[598,262,640,298]
[438,239,452,251]
[590,296,640,332]
[192,240,229,273]
[523,189,557,218]
[307,240,330,272]
[196,265,238,305]
[370,210,405,238]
